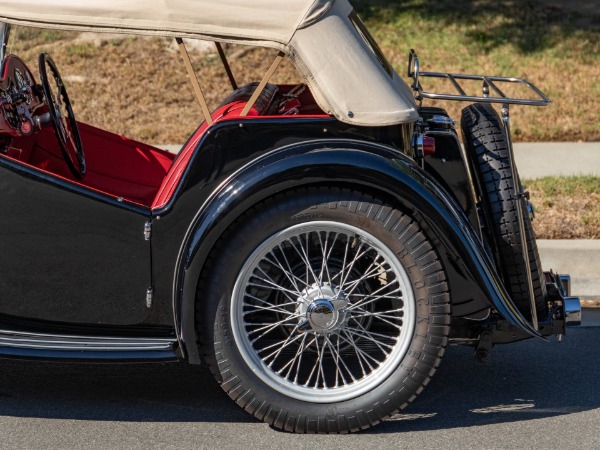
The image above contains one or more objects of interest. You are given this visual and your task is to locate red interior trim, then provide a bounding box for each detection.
[1,84,329,210]
[151,86,330,210]
[5,123,175,207]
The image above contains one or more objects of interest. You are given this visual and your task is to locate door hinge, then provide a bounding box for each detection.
[144,221,152,240]
[146,286,154,308]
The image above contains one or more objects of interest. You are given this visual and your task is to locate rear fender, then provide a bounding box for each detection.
[175,139,541,363]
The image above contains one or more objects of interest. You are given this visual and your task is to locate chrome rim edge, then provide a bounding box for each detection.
[231,221,416,403]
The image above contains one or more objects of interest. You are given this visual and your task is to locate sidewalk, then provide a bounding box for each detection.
[514,142,600,179]
[161,142,600,179]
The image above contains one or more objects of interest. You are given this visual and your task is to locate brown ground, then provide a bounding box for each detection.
[526,178,600,239]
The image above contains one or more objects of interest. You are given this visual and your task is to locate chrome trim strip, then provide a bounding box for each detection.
[0,329,175,351]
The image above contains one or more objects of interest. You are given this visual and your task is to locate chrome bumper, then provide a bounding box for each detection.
[563,297,582,326]
[559,274,581,327]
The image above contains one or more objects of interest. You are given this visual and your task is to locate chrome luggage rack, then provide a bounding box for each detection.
[407,49,550,107]
[406,49,549,332]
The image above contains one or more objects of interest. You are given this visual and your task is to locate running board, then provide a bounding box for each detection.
[0,329,178,361]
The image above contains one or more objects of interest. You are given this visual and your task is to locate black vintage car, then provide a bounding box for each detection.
[0,0,581,434]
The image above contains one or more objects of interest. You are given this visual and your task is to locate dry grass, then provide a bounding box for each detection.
[525,176,600,239]
[7,0,599,144]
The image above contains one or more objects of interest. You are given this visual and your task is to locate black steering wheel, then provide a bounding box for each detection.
[38,52,86,179]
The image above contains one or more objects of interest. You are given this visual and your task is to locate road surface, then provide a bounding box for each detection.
[0,310,599,449]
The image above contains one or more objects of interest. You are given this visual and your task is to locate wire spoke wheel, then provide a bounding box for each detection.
[231,222,415,402]
[199,189,450,433]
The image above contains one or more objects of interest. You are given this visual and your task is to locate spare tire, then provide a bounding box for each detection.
[461,103,547,320]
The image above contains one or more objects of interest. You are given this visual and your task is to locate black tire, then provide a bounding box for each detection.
[461,103,547,319]
[197,187,451,433]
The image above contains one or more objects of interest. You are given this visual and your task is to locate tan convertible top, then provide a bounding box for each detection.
[0,0,418,126]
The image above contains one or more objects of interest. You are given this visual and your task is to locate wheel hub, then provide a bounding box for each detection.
[296,283,348,334]
[307,299,336,329]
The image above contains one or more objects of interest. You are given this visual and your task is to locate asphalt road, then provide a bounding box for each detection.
[1,310,599,449]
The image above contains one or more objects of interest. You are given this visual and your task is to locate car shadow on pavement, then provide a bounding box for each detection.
[368,325,600,434]
[0,325,597,431]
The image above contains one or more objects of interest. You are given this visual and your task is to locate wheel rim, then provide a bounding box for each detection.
[231,221,416,403]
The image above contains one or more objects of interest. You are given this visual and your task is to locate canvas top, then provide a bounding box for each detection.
[0,0,419,126]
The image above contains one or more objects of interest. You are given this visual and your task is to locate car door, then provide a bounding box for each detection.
[0,159,152,326]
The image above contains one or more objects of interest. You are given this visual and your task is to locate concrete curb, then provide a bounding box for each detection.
[538,240,600,298]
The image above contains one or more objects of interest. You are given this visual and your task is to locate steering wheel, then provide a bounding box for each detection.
[38,52,86,179]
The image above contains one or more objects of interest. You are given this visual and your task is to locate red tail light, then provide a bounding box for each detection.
[423,136,436,155]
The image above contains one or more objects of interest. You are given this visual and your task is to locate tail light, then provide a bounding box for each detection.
[423,136,436,155]
[412,132,436,159]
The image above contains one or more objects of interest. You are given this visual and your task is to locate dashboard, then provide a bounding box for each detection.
[0,55,45,139]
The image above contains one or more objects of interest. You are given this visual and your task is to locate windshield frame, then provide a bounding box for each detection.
[0,23,11,63]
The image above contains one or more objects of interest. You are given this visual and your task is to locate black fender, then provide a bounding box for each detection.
[174,139,541,363]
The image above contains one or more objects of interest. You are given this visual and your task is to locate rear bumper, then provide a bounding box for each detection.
[558,274,582,327]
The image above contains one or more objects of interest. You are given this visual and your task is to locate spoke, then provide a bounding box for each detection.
[248,312,301,336]
[252,268,300,303]
[346,324,396,351]
[349,293,403,300]
[303,339,321,387]
[324,232,341,284]
[243,295,297,315]
[348,304,405,328]
[317,231,338,286]
[302,233,323,294]
[350,309,404,321]
[278,332,308,378]
[246,322,297,327]
[351,318,399,343]
[246,280,300,302]
[289,235,321,293]
[341,330,386,364]
[261,332,305,367]
[249,313,302,343]
[264,252,306,296]
[348,285,402,311]
[257,331,304,355]
[278,242,311,292]
[339,330,378,372]
[334,236,351,286]
[332,335,358,383]
[317,231,328,285]
[294,334,317,384]
[325,334,350,387]
[343,259,392,297]
[368,315,403,329]
[316,336,327,388]
[338,243,370,289]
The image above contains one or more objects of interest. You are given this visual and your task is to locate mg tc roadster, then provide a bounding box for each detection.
[0,0,581,434]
